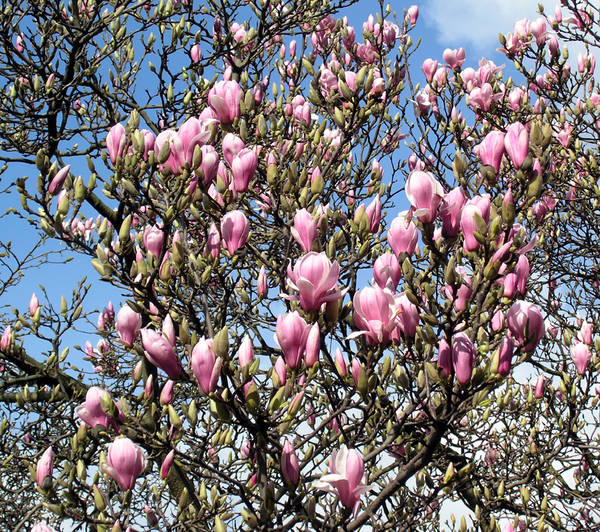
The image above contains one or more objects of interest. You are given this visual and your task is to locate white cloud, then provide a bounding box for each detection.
[423,0,556,53]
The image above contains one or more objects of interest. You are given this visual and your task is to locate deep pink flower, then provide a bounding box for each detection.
[504,122,529,168]
[578,321,593,345]
[438,338,451,376]
[571,343,591,375]
[373,253,402,291]
[405,170,444,223]
[506,301,545,352]
[29,293,39,316]
[257,265,267,298]
[477,131,505,172]
[48,164,71,195]
[440,187,466,238]
[208,80,242,124]
[352,285,399,345]
[452,332,476,385]
[387,212,418,256]
[36,446,53,489]
[116,305,141,347]
[77,386,120,430]
[0,326,12,351]
[312,445,371,516]
[394,293,419,338]
[290,209,317,252]
[460,194,491,252]
[106,123,126,164]
[221,210,249,254]
[143,225,164,258]
[191,337,222,394]
[281,439,300,484]
[497,336,515,376]
[237,334,254,371]
[102,437,146,491]
[140,328,182,379]
[160,449,175,480]
[231,148,258,192]
[275,311,310,368]
[222,133,245,166]
[305,323,321,367]
[442,48,466,69]
[286,252,342,311]
[365,194,382,233]
[407,5,418,25]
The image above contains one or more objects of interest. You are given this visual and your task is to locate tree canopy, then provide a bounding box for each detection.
[1,0,600,530]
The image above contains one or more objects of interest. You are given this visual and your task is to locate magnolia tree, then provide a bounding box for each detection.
[1,0,600,530]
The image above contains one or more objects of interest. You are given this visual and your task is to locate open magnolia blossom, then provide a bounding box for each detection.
[312,445,372,516]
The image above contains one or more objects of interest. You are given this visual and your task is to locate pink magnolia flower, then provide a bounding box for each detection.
[221,210,249,254]
[312,445,371,516]
[290,209,317,252]
[442,48,466,69]
[160,379,175,405]
[162,314,176,347]
[191,337,222,394]
[206,222,220,259]
[440,187,466,238]
[571,343,592,375]
[460,194,491,252]
[535,375,545,399]
[0,326,12,351]
[352,285,399,345]
[190,43,202,63]
[305,323,321,367]
[387,211,418,256]
[140,328,182,379]
[405,170,444,223]
[116,305,142,347]
[477,131,505,172]
[237,334,254,371]
[222,133,245,166]
[578,320,593,345]
[275,311,310,368]
[422,59,438,82]
[504,122,529,168]
[274,356,287,386]
[281,439,300,484]
[36,446,53,489]
[160,449,175,480]
[231,148,258,192]
[407,5,418,25]
[438,338,451,376]
[452,332,476,385]
[143,225,164,258]
[286,252,343,311]
[77,386,120,430]
[506,301,545,352]
[29,292,39,316]
[208,80,242,124]
[497,336,515,376]
[101,437,146,490]
[373,253,402,291]
[257,265,268,298]
[48,164,71,195]
[395,293,419,338]
[365,194,382,233]
[106,123,126,164]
